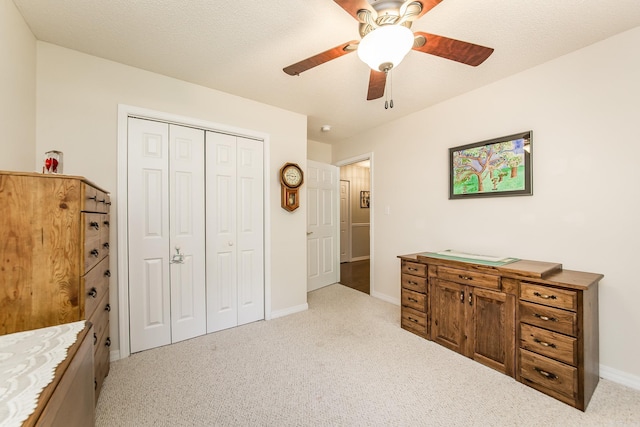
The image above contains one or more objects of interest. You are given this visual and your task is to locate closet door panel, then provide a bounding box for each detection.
[128,118,171,353]
[237,137,264,325]
[206,132,239,332]
[169,124,206,343]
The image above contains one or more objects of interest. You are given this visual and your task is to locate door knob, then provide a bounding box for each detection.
[170,246,184,264]
[228,241,234,246]
[306,231,313,235]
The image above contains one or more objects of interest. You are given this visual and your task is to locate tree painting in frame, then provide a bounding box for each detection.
[449,131,532,199]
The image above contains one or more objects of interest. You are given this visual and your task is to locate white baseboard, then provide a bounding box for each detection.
[600,364,640,390]
[371,291,399,306]
[270,303,309,319]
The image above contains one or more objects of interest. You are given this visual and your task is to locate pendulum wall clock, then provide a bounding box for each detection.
[279,162,304,211]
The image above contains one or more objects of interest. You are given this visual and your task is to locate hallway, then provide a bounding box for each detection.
[339,260,370,294]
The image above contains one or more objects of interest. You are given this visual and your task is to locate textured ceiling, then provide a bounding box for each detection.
[13,0,640,144]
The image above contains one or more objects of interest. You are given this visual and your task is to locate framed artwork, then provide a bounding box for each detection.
[360,191,370,208]
[449,131,532,199]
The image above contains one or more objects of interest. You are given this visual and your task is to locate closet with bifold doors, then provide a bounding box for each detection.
[126,117,264,353]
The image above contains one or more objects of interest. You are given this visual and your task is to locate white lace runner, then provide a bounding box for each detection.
[0,321,86,426]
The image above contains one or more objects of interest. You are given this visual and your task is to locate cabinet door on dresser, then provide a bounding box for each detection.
[431,278,515,376]
[468,287,515,375]
[431,279,466,354]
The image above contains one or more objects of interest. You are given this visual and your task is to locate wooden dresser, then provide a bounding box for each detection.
[398,251,602,411]
[0,171,112,402]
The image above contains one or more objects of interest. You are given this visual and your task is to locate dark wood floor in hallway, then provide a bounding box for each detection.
[339,260,370,294]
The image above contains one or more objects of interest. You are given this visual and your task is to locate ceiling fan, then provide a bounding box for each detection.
[283,0,494,102]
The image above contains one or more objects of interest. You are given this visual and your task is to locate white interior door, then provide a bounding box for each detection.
[206,131,264,333]
[128,118,171,353]
[169,125,206,343]
[307,160,339,292]
[339,180,350,263]
[128,118,206,353]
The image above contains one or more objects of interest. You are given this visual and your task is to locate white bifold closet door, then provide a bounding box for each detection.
[206,131,264,333]
[128,118,206,353]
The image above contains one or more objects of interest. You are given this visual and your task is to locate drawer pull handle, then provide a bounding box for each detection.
[88,287,98,298]
[104,270,111,277]
[90,221,100,230]
[533,338,557,348]
[408,297,419,303]
[105,337,111,347]
[458,275,473,281]
[533,313,557,322]
[103,242,110,249]
[106,201,112,206]
[468,292,473,306]
[408,281,417,285]
[88,195,97,201]
[103,220,110,226]
[533,291,557,300]
[99,199,106,204]
[90,249,100,257]
[408,267,418,271]
[105,303,111,312]
[534,367,558,380]
[407,316,419,323]
[93,333,97,345]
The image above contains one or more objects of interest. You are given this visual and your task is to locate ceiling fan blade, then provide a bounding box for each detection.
[412,32,494,66]
[283,41,359,76]
[334,0,376,21]
[367,70,386,100]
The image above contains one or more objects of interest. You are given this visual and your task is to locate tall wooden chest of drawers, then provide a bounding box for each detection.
[0,170,112,401]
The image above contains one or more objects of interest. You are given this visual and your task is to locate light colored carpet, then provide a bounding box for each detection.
[96,284,640,426]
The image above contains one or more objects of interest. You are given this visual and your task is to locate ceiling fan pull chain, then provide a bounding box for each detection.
[389,70,394,109]
[384,71,389,109]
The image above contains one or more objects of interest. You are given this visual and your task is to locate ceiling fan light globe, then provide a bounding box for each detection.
[357,25,414,72]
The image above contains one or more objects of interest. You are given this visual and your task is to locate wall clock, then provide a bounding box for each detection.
[280,162,303,211]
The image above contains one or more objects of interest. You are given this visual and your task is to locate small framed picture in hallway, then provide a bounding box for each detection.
[360,191,370,208]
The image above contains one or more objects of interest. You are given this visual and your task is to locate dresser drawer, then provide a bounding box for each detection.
[100,213,110,256]
[90,292,110,353]
[83,184,109,213]
[520,323,577,366]
[438,266,500,290]
[83,256,111,320]
[401,273,427,293]
[520,282,577,311]
[83,236,103,273]
[401,306,427,337]
[83,213,102,242]
[402,261,427,277]
[401,288,426,312]
[83,183,99,212]
[520,301,577,336]
[94,323,111,403]
[520,349,577,401]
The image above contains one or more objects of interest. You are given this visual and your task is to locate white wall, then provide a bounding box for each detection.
[307,139,332,163]
[333,27,640,384]
[0,0,35,171]
[36,42,309,355]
